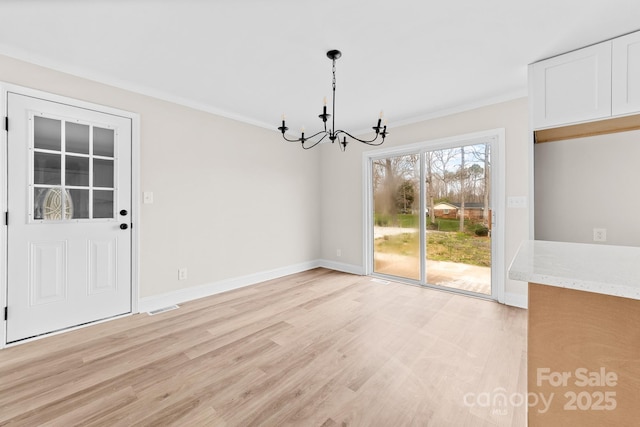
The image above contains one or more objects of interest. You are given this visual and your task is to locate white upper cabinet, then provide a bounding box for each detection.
[612,31,640,116]
[532,41,612,129]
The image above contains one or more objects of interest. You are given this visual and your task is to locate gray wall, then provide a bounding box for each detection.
[0,54,322,299]
[535,130,640,247]
[0,53,533,306]
[319,98,532,303]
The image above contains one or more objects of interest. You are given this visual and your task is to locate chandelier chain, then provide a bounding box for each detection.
[332,59,336,92]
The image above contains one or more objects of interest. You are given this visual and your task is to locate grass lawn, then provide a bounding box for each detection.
[375,230,491,267]
[374,215,486,234]
[374,213,419,228]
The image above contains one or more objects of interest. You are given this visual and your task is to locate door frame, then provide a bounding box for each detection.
[0,83,141,348]
[362,128,506,303]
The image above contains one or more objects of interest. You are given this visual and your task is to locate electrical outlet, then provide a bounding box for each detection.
[178,267,188,280]
[336,249,342,257]
[593,228,607,242]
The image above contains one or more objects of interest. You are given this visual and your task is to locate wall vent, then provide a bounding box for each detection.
[147,305,179,316]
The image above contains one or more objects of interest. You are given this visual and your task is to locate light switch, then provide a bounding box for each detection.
[143,191,154,204]
[507,196,528,209]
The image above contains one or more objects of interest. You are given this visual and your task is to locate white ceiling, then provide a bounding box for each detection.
[1,0,639,134]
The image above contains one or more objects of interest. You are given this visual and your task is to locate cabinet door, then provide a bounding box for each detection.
[532,41,612,129]
[612,31,640,116]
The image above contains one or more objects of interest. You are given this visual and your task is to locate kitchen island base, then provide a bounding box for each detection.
[528,283,640,426]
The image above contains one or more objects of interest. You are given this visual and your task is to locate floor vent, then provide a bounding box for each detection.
[371,278,391,285]
[147,305,179,316]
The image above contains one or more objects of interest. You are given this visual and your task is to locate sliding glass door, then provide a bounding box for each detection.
[372,154,421,280]
[424,143,492,296]
[369,133,500,299]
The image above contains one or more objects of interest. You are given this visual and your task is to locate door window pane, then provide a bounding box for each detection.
[33,188,49,220]
[373,154,420,280]
[34,152,61,185]
[68,189,90,219]
[66,156,90,186]
[94,127,114,157]
[34,187,72,220]
[65,122,90,154]
[34,116,61,151]
[93,159,114,188]
[94,190,114,218]
[425,144,492,295]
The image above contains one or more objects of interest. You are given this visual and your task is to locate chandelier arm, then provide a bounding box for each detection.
[301,137,326,150]
[281,134,303,143]
[281,130,328,143]
[304,130,330,141]
[301,141,321,150]
[333,129,386,145]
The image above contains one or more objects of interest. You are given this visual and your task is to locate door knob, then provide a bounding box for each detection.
[120,223,129,230]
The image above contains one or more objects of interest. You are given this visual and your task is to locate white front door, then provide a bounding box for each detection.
[6,93,132,343]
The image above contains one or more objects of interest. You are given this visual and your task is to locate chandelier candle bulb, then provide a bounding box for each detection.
[278,113,288,135]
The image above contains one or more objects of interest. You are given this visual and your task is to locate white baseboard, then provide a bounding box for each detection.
[317,259,365,275]
[139,259,521,313]
[138,260,322,313]
[505,292,528,309]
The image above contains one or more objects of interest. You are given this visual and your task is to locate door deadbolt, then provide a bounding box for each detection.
[120,209,128,216]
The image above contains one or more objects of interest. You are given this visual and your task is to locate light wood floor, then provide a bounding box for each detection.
[0,268,527,426]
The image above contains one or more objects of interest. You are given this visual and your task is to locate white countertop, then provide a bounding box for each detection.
[508,240,640,300]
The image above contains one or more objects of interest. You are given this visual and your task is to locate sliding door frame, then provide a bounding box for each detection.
[362,129,506,303]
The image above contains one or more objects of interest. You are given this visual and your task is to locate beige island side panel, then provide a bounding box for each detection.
[528,282,640,427]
